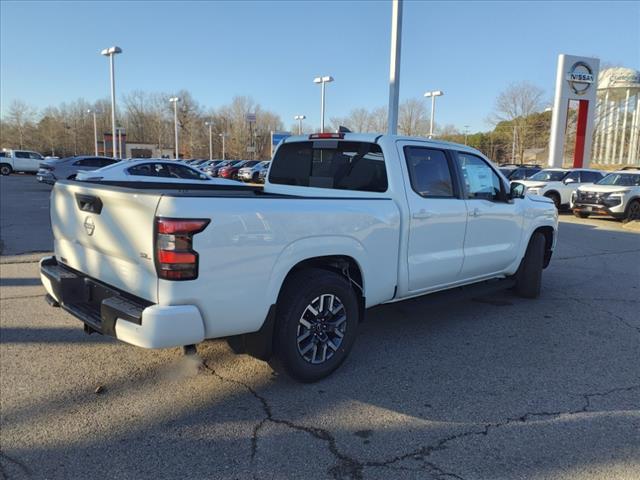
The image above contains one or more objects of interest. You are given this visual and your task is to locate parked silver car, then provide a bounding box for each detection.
[37,156,119,184]
[238,161,270,183]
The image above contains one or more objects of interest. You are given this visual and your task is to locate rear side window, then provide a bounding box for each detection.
[404,147,454,197]
[269,141,387,192]
[14,151,30,159]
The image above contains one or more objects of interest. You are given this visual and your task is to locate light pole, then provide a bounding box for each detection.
[219,133,228,160]
[387,0,403,135]
[313,76,334,132]
[423,90,443,138]
[463,125,470,145]
[294,115,306,134]
[204,121,214,160]
[100,46,122,158]
[117,127,125,158]
[169,97,180,159]
[87,109,101,156]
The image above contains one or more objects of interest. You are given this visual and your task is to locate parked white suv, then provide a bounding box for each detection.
[41,133,558,382]
[0,149,45,175]
[572,169,640,221]
[511,168,605,209]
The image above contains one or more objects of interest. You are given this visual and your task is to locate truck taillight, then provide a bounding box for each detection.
[155,217,209,281]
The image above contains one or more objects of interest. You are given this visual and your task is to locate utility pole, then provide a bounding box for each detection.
[511,125,517,163]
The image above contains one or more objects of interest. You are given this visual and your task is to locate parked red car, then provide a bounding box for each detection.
[219,160,259,180]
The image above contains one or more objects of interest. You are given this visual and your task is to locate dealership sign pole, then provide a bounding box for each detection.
[548,54,600,168]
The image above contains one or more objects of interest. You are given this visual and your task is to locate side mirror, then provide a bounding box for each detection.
[564,178,575,184]
[510,182,525,199]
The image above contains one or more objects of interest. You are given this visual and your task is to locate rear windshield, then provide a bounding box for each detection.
[269,141,387,192]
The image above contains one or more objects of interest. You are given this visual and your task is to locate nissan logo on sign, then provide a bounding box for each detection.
[567,61,594,95]
[84,216,95,236]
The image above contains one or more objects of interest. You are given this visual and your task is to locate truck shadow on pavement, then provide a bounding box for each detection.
[1,219,639,479]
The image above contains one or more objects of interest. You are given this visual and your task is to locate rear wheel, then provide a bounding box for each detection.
[67,174,77,180]
[514,232,545,299]
[625,199,640,221]
[272,268,359,382]
[0,164,12,176]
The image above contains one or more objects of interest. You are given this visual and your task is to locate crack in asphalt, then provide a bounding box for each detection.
[0,451,31,479]
[202,356,640,480]
[563,297,640,335]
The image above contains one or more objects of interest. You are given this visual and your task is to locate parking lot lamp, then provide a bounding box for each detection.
[219,133,228,160]
[294,115,306,135]
[169,97,180,159]
[100,46,122,158]
[313,76,333,133]
[205,121,213,160]
[87,109,101,156]
[423,90,443,138]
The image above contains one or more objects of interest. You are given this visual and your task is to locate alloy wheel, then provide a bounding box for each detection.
[296,293,347,364]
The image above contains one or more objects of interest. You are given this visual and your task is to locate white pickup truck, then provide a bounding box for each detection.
[1,149,45,175]
[40,133,557,382]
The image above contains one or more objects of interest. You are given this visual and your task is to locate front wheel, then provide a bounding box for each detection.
[574,210,590,219]
[514,232,545,299]
[625,199,640,221]
[0,164,12,176]
[545,192,560,210]
[272,268,360,382]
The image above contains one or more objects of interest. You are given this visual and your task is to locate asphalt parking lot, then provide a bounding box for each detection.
[1,174,639,480]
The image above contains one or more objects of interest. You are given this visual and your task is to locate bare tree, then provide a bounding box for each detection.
[398,99,428,136]
[6,100,36,149]
[492,81,545,163]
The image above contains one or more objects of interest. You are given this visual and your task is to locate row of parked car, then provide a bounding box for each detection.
[181,159,270,183]
[501,164,640,221]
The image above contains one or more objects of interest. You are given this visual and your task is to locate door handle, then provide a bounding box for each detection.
[469,208,481,217]
[412,209,434,219]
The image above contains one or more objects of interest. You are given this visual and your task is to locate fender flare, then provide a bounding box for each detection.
[265,235,368,307]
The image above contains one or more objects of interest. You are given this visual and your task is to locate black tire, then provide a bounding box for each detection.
[0,164,12,176]
[67,174,76,180]
[625,199,640,221]
[514,232,545,299]
[545,192,560,210]
[272,268,360,382]
[252,172,259,182]
[573,210,590,219]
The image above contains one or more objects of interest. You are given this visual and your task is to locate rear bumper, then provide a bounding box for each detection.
[40,256,205,348]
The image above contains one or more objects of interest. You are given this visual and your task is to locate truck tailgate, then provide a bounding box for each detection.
[50,181,161,303]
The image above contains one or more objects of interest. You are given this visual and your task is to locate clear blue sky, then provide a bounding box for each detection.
[1,0,638,132]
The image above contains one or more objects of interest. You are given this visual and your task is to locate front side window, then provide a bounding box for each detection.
[456,152,503,201]
[509,168,527,180]
[404,147,454,198]
[269,141,387,192]
[29,152,43,160]
[564,171,580,182]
